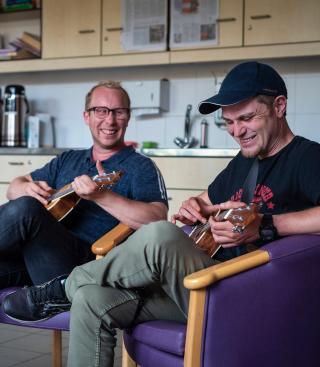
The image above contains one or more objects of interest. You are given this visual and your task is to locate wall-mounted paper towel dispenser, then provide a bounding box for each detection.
[122,79,169,116]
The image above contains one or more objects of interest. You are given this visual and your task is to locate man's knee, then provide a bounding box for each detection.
[70,285,141,329]
[139,220,190,252]
[141,220,183,242]
[5,196,44,217]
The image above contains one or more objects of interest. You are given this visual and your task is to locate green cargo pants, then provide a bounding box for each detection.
[65,221,215,367]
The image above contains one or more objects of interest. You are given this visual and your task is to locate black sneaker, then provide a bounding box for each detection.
[2,275,71,323]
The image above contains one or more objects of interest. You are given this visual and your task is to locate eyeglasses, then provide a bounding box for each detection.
[87,106,130,120]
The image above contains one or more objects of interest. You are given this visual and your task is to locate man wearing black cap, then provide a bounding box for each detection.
[3,62,320,367]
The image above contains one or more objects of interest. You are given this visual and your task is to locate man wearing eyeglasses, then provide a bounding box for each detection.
[0,81,168,289]
[4,61,320,367]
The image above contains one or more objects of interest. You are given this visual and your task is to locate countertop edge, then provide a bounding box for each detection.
[0,147,240,158]
[0,148,70,155]
[141,148,239,157]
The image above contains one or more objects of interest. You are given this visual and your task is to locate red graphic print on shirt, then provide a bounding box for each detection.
[231,184,275,210]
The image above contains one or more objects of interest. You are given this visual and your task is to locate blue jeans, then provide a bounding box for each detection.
[0,196,94,288]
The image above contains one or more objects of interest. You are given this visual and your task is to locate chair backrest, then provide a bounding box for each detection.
[201,234,320,367]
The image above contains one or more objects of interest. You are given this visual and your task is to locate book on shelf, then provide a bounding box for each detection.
[20,31,41,51]
[14,48,36,59]
[1,0,37,12]
[0,47,17,60]
[10,38,40,57]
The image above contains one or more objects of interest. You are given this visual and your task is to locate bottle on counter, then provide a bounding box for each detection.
[200,118,208,148]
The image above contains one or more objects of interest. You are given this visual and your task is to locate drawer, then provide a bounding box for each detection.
[0,155,55,182]
[152,157,231,190]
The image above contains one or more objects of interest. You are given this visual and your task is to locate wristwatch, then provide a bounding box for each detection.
[259,214,278,242]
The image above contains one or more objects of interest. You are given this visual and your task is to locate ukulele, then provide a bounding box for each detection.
[45,171,123,221]
[189,203,259,257]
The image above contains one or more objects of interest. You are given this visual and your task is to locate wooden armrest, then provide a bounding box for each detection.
[184,249,270,290]
[91,223,134,257]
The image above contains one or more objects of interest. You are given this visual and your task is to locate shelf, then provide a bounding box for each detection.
[1,41,320,74]
[170,41,320,63]
[0,51,170,73]
[0,8,40,18]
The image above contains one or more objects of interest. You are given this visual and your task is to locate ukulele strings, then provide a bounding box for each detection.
[48,172,119,202]
[191,209,222,236]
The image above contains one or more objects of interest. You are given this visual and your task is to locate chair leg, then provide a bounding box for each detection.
[122,339,137,367]
[52,330,62,367]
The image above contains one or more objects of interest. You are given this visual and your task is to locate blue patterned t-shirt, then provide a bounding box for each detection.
[31,146,167,246]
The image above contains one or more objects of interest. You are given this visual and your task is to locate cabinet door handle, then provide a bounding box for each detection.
[216,17,236,23]
[105,27,123,32]
[8,161,25,166]
[250,14,271,20]
[78,29,96,34]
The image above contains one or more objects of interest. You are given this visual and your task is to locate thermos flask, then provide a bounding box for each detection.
[1,85,29,147]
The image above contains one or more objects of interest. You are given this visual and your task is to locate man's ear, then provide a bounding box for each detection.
[83,111,90,125]
[274,95,287,118]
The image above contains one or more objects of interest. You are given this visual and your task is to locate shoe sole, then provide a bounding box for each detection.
[1,290,49,324]
[4,312,51,324]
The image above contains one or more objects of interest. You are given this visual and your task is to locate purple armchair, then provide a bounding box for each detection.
[122,234,320,367]
[0,290,69,367]
[0,223,133,367]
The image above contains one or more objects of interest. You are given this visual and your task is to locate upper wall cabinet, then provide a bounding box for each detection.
[170,0,243,50]
[3,0,320,73]
[42,0,101,58]
[245,0,320,45]
[102,0,123,55]
[214,0,243,47]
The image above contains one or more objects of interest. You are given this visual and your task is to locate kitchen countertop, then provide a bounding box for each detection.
[0,147,240,158]
[141,148,239,157]
[0,147,69,155]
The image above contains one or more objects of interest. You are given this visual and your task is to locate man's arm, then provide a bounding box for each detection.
[89,191,167,230]
[7,174,52,205]
[70,160,168,230]
[208,202,320,249]
[71,177,167,230]
[274,206,320,236]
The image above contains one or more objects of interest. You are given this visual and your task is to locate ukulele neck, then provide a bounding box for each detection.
[48,185,73,202]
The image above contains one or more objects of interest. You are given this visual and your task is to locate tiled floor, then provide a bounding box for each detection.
[0,324,122,366]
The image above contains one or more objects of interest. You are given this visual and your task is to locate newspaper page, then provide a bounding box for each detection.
[121,0,168,52]
[170,0,219,49]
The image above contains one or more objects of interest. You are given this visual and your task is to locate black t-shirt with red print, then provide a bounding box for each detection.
[208,135,320,260]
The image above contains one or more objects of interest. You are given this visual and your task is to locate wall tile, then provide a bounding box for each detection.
[293,114,320,143]
[1,57,320,148]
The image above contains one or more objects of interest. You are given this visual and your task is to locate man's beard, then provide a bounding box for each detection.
[241,146,261,158]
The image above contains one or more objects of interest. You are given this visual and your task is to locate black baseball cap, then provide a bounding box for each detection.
[198,61,287,114]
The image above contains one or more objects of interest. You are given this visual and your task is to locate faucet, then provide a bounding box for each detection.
[174,104,196,148]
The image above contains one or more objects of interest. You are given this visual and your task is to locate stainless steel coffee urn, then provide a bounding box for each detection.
[1,85,29,147]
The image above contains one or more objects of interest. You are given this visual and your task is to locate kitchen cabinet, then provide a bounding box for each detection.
[170,0,243,52]
[2,0,320,73]
[0,7,41,59]
[42,0,101,58]
[102,0,124,55]
[216,0,243,47]
[0,155,55,204]
[170,0,320,64]
[39,0,169,66]
[152,156,232,219]
[244,0,320,46]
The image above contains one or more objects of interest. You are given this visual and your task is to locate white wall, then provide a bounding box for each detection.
[1,57,320,149]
